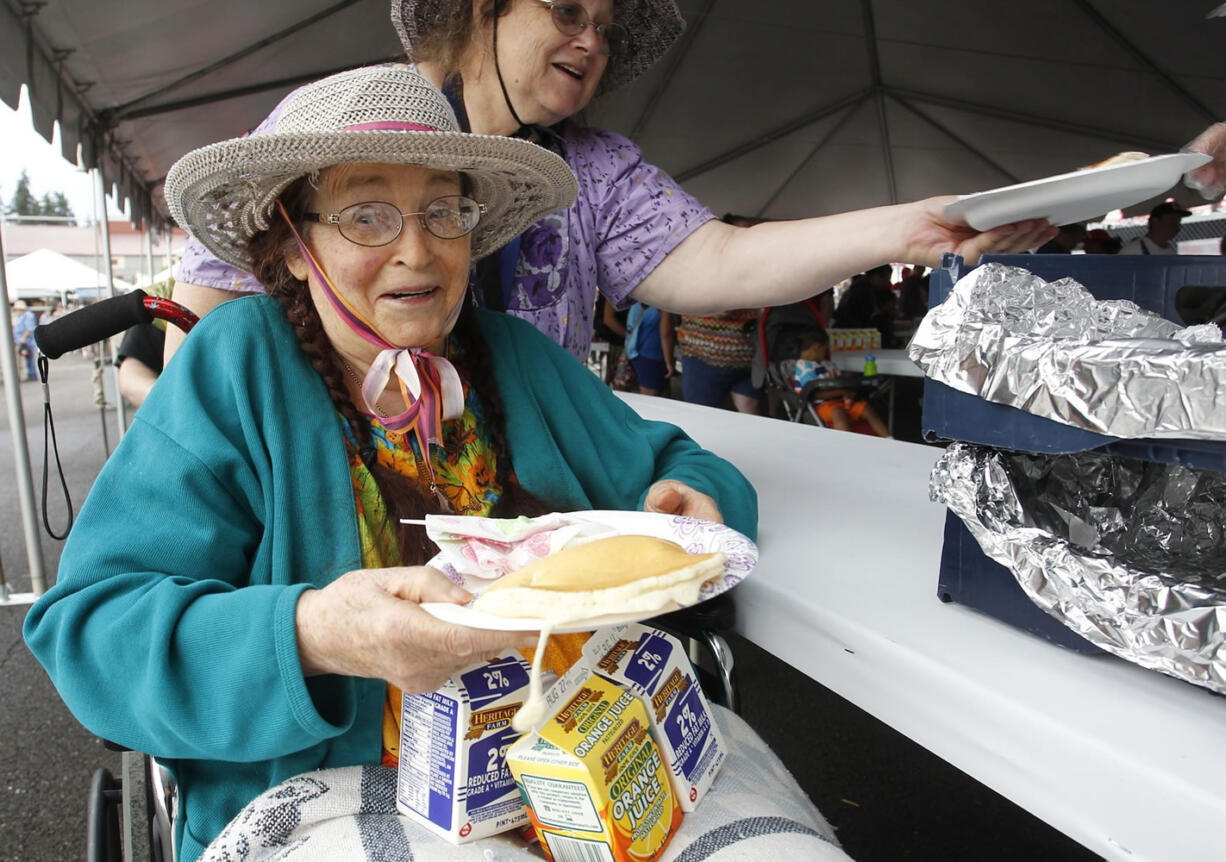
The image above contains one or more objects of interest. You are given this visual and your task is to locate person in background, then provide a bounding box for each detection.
[1082,228,1122,254]
[870,284,901,349]
[591,291,627,385]
[115,280,175,408]
[1184,121,1226,199]
[11,300,38,382]
[833,264,892,329]
[164,0,1054,367]
[1034,222,1086,254]
[661,212,764,413]
[624,300,672,396]
[1119,202,1190,255]
[898,266,930,319]
[778,327,890,437]
[115,323,165,408]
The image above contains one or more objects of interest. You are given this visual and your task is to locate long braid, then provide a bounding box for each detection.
[451,301,553,519]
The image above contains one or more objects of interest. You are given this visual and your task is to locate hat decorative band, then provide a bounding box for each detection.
[342,121,438,132]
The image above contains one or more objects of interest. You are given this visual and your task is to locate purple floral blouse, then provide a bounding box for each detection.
[176,125,714,361]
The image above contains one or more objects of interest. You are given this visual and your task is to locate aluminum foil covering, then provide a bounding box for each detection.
[908,263,1226,439]
[931,441,1226,693]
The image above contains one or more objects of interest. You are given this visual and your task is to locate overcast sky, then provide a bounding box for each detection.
[1,85,127,222]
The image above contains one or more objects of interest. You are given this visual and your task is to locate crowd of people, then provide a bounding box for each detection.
[605,254,935,438]
[23,1,1226,860]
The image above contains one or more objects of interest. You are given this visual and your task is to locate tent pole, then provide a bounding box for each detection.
[94,170,127,440]
[144,223,155,290]
[0,221,48,598]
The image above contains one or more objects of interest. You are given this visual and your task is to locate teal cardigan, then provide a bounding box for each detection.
[23,295,756,862]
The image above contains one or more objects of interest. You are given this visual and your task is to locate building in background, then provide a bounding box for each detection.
[2,220,187,287]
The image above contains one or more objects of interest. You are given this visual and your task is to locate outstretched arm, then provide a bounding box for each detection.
[632,197,1054,315]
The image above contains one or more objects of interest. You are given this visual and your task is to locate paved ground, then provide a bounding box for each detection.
[0,355,1099,861]
[1,353,122,862]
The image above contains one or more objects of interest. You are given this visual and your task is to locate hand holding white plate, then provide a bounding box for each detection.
[419,511,757,633]
[944,153,1211,231]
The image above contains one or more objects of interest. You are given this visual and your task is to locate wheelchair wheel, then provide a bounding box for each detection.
[86,768,122,862]
[86,750,174,862]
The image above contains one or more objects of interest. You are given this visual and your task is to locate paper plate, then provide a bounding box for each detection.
[420,510,758,633]
[943,152,1211,231]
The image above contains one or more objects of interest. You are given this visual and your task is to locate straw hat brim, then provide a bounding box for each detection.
[165,129,578,272]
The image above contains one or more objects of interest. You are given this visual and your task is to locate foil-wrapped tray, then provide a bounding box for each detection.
[908,262,1226,439]
[931,442,1226,694]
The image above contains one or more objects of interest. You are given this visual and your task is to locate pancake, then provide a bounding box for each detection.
[1081,151,1149,170]
[471,534,726,624]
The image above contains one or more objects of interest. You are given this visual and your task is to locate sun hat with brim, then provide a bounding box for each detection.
[164,64,578,272]
[391,0,684,96]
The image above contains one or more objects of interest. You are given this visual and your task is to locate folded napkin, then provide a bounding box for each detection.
[421,513,618,581]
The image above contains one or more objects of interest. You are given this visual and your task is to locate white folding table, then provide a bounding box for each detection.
[621,393,1226,862]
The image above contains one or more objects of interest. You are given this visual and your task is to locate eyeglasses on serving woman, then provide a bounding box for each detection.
[305,196,487,246]
[536,0,629,57]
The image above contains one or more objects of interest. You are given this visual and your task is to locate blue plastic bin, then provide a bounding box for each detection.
[925,252,1226,653]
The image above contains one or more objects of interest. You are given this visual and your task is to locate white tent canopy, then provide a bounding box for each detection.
[3,0,1224,231]
[5,247,132,301]
[131,266,175,288]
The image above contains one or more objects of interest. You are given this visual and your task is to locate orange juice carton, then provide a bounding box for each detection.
[396,652,531,842]
[506,663,682,862]
[584,624,725,811]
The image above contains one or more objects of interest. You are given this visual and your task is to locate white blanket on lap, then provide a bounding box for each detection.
[201,705,853,861]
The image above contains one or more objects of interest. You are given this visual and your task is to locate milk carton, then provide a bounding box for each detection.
[585,624,726,811]
[396,653,531,842]
[506,663,682,862]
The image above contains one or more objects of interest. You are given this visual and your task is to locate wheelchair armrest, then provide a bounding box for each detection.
[649,590,736,632]
[646,592,740,713]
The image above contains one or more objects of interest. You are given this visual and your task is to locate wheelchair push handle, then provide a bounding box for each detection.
[34,290,199,359]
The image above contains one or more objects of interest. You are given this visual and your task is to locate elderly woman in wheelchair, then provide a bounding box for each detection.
[23,65,849,861]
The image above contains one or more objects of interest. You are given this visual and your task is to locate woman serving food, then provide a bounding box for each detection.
[21,65,798,862]
[166,0,1054,365]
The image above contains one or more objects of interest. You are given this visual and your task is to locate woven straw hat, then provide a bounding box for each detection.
[391,0,684,95]
[164,64,578,271]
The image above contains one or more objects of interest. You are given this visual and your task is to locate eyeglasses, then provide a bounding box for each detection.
[305,196,486,246]
[537,0,629,58]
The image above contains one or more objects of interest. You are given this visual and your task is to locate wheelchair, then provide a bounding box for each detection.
[85,598,738,862]
[39,293,741,861]
[88,748,175,862]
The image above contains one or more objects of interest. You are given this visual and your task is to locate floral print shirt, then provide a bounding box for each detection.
[338,373,503,766]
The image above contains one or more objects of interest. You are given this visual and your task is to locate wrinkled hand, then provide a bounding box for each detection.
[295,566,537,694]
[644,479,722,523]
[900,197,1057,267]
[1183,122,1226,200]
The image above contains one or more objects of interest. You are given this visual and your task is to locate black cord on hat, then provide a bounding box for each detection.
[491,6,565,149]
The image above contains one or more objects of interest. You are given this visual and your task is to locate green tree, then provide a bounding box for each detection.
[6,170,75,224]
[7,170,40,217]
[49,191,74,223]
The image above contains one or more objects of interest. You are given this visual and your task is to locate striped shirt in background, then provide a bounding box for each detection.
[677,310,760,368]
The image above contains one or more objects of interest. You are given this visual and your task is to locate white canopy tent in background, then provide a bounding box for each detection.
[3,0,1226,595]
[5,247,133,302]
[132,267,175,289]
